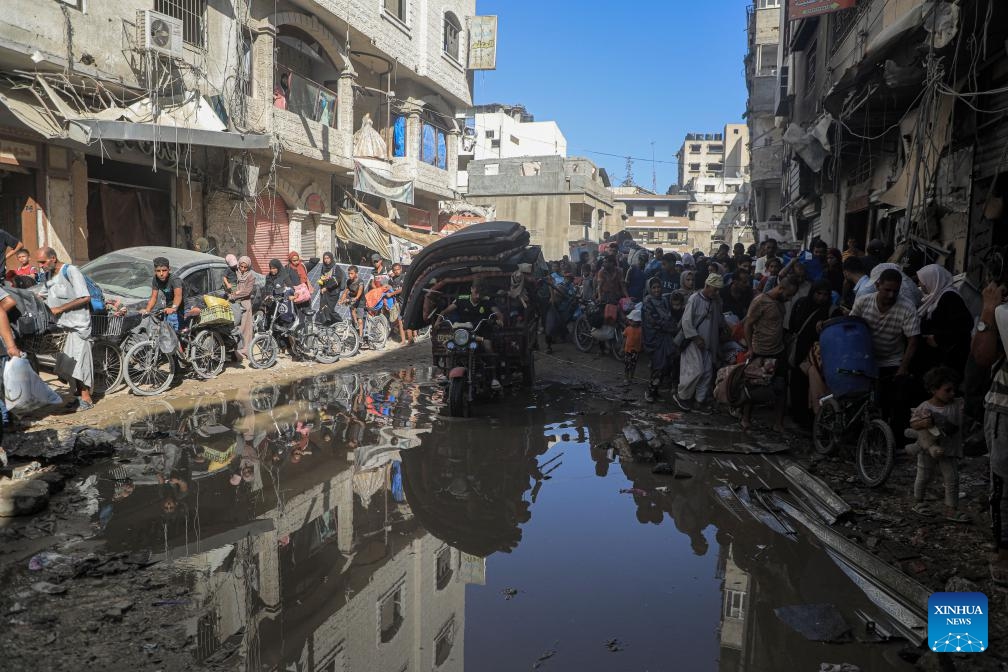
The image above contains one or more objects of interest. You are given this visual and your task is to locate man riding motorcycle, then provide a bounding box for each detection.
[442,279,505,390]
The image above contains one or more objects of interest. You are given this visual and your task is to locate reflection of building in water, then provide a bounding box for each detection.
[180,455,471,671]
[717,542,752,670]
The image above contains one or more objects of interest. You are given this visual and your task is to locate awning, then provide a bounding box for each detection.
[334,207,393,259]
[0,87,88,142]
[350,194,440,247]
[68,118,272,149]
[354,160,415,204]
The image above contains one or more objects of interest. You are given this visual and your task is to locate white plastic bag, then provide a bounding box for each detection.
[4,356,62,413]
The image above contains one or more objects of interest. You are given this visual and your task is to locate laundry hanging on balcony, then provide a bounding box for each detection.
[354,160,415,205]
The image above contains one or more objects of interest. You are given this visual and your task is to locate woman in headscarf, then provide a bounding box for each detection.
[287,251,310,289]
[788,280,836,426]
[912,264,972,375]
[228,256,256,360]
[682,252,695,270]
[678,270,696,301]
[222,254,239,292]
[263,258,293,298]
[317,252,344,325]
[642,279,684,403]
[826,248,845,296]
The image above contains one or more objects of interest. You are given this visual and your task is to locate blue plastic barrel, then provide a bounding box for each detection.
[818,316,876,398]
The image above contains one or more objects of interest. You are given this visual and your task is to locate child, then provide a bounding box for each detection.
[623,308,643,384]
[339,265,365,336]
[907,366,968,522]
[143,256,183,331]
[6,249,35,283]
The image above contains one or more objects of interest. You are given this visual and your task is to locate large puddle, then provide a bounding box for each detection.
[83,369,918,671]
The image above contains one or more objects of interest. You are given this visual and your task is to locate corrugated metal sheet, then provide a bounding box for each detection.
[247,197,289,273]
[301,217,317,259]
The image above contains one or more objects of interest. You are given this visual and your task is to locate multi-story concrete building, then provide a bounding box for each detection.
[612,190,692,253]
[688,176,751,253]
[455,103,566,190]
[677,124,749,190]
[771,0,1008,280]
[744,0,786,238]
[466,155,615,260]
[0,0,481,268]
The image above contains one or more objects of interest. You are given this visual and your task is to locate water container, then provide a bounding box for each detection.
[818,316,876,398]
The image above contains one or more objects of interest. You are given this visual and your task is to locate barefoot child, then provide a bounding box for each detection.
[623,308,642,384]
[907,366,968,522]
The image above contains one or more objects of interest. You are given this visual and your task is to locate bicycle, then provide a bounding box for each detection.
[573,297,625,360]
[812,370,896,488]
[123,309,232,396]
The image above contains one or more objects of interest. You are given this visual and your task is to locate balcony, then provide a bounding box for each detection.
[747,76,778,115]
[272,66,352,165]
[275,66,337,127]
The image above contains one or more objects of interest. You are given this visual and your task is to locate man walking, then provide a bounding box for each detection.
[851,268,920,441]
[674,274,724,413]
[36,246,94,411]
[741,276,799,431]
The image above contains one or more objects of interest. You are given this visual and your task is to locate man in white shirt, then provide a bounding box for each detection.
[36,247,93,411]
[851,267,920,441]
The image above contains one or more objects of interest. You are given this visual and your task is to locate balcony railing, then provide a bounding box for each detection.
[274,65,337,128]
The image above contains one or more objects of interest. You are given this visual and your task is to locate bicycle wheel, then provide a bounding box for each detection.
[248,332,278,369]
[574,316,593,352]
[124,340,175,396]
[812,398,842,455]
[856,418,895,488]
[314,326,341,365]
[335,322,361,357]
[611,325,625,362]
[368,315,389,350]
[190,330,226,379]
[92,341,124,396]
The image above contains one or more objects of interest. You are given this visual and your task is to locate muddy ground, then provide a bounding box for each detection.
[0,340,1004,671]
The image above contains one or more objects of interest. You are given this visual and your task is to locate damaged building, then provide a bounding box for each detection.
[0,0,488,269]
[768,0,1008,279]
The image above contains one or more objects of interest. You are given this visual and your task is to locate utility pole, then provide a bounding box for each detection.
[651,140,657,194]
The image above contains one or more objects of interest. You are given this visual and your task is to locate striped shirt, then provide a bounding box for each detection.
[851,294,920,367]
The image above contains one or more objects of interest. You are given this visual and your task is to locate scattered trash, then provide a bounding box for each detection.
[0,478,50,517]
[604,638,624,652]
[774,604,852,642]
[655,413,682,422]
[11,461,42,480]
[31,581,67,595]
[502,587,519,600]
[28,552,74,572]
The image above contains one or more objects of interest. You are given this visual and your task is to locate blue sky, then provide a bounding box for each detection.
[471,0,751,192]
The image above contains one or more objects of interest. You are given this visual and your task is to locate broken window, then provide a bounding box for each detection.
[378,582,405,643]
[444,12,461,60]
[705,185,716,193]
[757,43,778,77]
[434,619,456,667]
[155,0,206,47]
[804,40,818,96]
[724,589,746,619]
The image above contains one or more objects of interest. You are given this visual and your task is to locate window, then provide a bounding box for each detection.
[688,211,697,221]
[421,122,448,169]
[155,0,206,48]
[485,130,494,138]
[708,144,724,154]
[689,144,702,154]
[384,0,407,22]
[689,163,701,171]
[378,583,405,643]
[647,206,655,217]
[709,163,724,173]
[443,13,461,61]
[58,0,83,8]
[704,185,716,193]
[490,139,501,149]
[756,0,780,8]
[434,619,455,667]
[757,43,778,77]
[238,37,252,97]
[724,590,746,619]
[510,135,520,146]
[734,128,740,135]
[436,547,453,590]
[804,40,818,96]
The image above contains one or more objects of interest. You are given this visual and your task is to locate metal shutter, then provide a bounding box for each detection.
[247,196,289,273]
[300,216,317,259]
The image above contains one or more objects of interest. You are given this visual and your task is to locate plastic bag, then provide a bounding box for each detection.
[4,356,62,413]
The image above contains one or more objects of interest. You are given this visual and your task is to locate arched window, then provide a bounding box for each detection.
[444,13,461,61]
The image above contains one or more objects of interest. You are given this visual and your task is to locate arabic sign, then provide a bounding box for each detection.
[788,0,856,20]
[468,16,498,70]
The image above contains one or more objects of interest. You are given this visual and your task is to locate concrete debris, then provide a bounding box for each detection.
[31,581,67,595]
[944,576,980,593]
[0,478,50,517]
[5,426,123,461]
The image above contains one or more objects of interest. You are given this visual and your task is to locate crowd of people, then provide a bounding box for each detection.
[541,234,1008,562]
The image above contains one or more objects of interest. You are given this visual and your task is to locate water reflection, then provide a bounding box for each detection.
[79,372,919,671]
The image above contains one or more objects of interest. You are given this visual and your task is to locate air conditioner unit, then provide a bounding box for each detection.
[137,10,184,58]
[227,158,259,197]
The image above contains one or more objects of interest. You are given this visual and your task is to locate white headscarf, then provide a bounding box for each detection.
[916,264,956,318]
